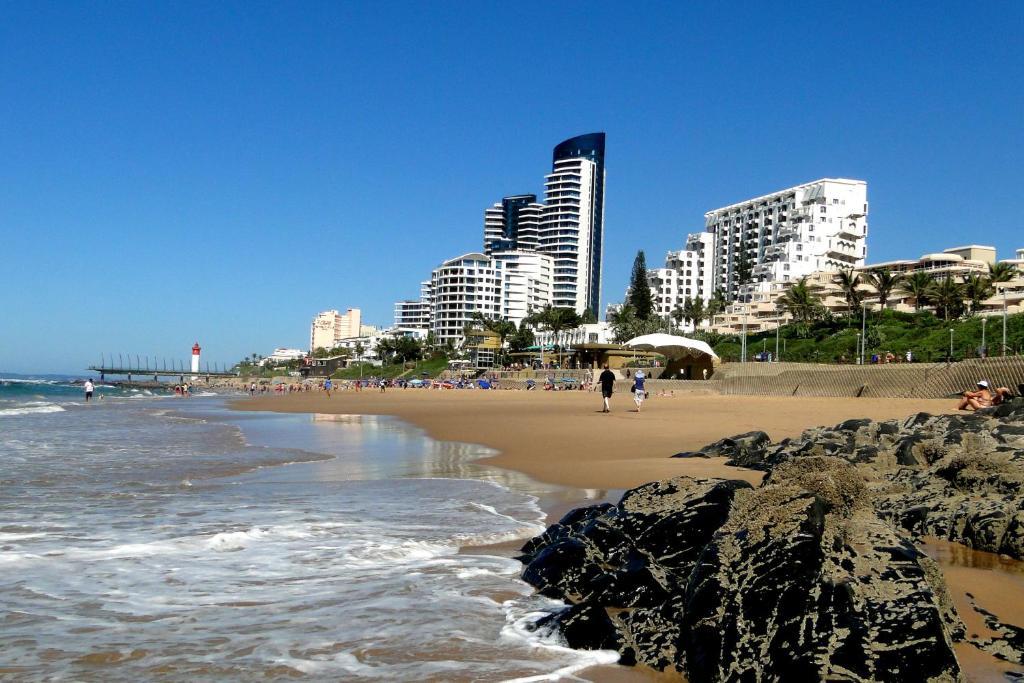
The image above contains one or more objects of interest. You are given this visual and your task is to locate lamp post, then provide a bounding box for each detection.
[860,302,867,365]
[1003,287,1009,357]
[775,318,781,362]
[856,333,861,364]
[949,328,954,362]
[741,305,748,363]
[982,317,987,358]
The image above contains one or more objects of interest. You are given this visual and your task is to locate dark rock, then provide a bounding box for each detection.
[532,602,622,652]
[697,431,771,469]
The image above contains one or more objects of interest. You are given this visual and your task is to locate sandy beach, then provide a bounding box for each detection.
[233,390,954,490]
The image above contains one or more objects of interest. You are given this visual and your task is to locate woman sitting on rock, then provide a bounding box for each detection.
[958,380,1013,410]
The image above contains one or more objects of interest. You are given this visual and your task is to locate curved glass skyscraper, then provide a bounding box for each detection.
[541,133,606,318]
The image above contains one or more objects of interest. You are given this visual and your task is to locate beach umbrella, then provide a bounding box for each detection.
[477,379,491,389]
[623,333,720,362]
[409,378,424,386]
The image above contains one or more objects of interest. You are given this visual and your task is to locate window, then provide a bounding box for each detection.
[833,198,839,205]
[820,206,827,214]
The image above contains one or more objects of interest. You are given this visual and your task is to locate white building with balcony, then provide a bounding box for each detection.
[705,178,869,302]
[645,232,715,329]
[429,253,503,347]
[491,250,554,328]
[310,308,362,352]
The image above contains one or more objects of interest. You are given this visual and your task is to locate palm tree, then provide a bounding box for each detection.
[899,272,933,312]
[963,273,994,315]
[777,277,824,323]
[989,261,1018,285]
[863,268,903,312]
[680,296,707,331]
[375,337,396,365]
[707,289,728,322]
[833,269,864,318]
[927,276,965,321]
[525,305,581,367]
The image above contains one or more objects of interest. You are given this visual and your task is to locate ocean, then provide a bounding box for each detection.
[0,378,619,681]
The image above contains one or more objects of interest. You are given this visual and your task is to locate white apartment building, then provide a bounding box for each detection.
[429,253,503,347]
[540,153,601,314]
[535,322,613,349]
[393,281,433,329]
[309,308,362,352]
[705,178,869,301]
[647,232,715,328]
[491,250,554,328]
[259,348,307,366]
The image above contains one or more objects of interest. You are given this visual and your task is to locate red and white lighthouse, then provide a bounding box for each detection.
[191,342,201,375]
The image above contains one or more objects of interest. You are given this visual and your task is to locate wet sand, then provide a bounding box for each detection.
[232,390,1024,681]
[233,391,954,490]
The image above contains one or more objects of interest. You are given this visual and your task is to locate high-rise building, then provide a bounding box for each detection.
[484,195,543,254]
[539,133,606,317]
[309,308,362,351]
[429,253,503,347]
[480,133,606,318]
[704,178,868,301]
[491,250,554,327]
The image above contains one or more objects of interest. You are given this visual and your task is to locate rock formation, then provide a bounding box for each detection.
[520,399,1024,681]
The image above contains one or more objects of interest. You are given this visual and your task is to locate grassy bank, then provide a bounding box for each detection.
[330,355,449,380]
[712,310,1024,363]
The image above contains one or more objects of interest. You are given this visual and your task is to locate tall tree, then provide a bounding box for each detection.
[989,261,1018,284]
[627,250,655,321]
[471,313,517,366]
[777,277,824,323]
[525,305,581,367]
[707,289,728,318]
[927,276,965,321]
[899,272,933,312]
[963,273,994,315]
[833,269,864,317]
[734,249,753,299]
[863,268,903,312]
[507,322,536,354]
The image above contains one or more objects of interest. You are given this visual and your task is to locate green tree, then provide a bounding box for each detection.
[734,249,753,293]
[393,336,422,364]
[989,261,1018,284]
[963,273,994,315]
[679,296,706,330]
[375,337,396,365]
[863,268,903,312]
[777,277,825,324]
[580,309,598,324]
[627,250,655,320]
[471,313,518,366]
[608,303,662,343]
[833,269,864,318]
[927,276,965,321]
[707,289,728,318]
[507,322,535,354]
[525,305,581,367]
[899,272,933,312]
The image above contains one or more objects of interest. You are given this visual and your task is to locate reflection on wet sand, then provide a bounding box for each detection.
[923,538,1024,681]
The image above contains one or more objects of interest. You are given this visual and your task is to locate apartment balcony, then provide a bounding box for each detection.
[836,223,864,240]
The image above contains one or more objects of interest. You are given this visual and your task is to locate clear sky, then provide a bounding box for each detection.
[3,2,1022,374]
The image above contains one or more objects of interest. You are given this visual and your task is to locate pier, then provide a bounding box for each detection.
[88,354,237,382]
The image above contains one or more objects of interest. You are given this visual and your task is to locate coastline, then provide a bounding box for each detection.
[230,391,964,681]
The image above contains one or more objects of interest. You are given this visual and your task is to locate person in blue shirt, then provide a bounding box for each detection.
[632,371,646,412]
[323,378,332,398]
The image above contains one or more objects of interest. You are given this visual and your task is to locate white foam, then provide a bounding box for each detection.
[0,404,66,417]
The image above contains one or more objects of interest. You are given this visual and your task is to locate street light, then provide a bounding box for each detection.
[860,301,867,365]
[856,332,862,364]
[1002,286,1009,357]
[982,317,987,358]
[775,318,781,362]
[949,328,954,361]
[741,305,748,363]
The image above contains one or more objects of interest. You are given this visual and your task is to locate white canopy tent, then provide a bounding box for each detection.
[623,333,720,365]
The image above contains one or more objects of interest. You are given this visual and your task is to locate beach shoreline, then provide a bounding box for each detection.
[230,390,1024,681]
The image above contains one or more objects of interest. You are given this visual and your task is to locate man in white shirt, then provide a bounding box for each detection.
[84,379,95,402]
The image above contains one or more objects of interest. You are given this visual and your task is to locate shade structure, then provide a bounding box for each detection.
[623,333,720,363]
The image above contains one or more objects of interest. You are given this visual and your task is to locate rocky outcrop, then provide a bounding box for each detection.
[519,399,1024,681]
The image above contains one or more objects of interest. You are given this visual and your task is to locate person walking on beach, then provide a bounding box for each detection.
[598,364,615,413]
[632,371,647,412]
[84,379,95,403]
[324,378,332,398]
[379,378,387,393]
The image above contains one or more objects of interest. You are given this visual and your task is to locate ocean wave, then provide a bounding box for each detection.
[500,604,621,681]
[0,404,66,417]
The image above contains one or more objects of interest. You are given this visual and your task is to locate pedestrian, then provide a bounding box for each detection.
[379,378,387,393]
[249,382,256,397]
[632,371,647,412]
[84,378,95,402]
[324,378,332,398]
[598,364,615,413]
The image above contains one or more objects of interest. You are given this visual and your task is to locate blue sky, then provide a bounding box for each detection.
[2,2,1022,374]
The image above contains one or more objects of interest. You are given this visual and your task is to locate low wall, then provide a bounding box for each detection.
[714,358,1024,398]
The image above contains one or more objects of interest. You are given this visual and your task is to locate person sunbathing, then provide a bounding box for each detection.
[958,381,1013,410]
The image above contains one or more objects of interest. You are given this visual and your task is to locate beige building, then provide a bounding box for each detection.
[309,308,362,352]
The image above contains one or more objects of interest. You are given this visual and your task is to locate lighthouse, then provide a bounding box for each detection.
[191,342,201,375]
